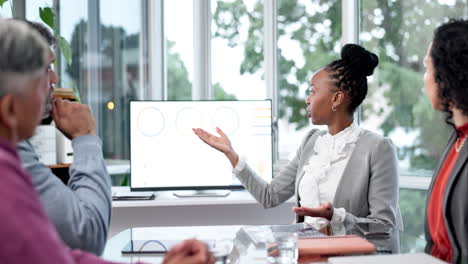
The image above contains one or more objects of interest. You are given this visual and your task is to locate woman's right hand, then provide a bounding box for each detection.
[192,127,239,167]
[192,127,233,154]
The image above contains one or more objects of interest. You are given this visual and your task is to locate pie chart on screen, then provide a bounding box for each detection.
[137,107,165,137]
[212,106,240,135]
[175,107,202,136]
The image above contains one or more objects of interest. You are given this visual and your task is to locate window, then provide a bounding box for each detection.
[211,0,264,101]
[276,0,342,159]
[0,1,12,18]
[360,0,468,253]
[360,0,466,172]
[399,188,427,252]
[26,0,52,21]
[98,0,144,159]
[165,0,193,100]
[211,0,342,159]
[55,0,87,92]
[25,0,147,162]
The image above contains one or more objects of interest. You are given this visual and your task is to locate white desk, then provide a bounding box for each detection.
[103,226,241,263]
[110,187,296,238]
[103,225,405,264]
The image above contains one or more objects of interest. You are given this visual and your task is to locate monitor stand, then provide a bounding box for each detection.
[173,190,231,198]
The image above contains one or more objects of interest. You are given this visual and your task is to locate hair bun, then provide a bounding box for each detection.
[341,44,379,76]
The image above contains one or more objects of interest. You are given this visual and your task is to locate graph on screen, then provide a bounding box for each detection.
[130,100,273,190]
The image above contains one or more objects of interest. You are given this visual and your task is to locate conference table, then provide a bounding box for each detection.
[102,223,400,264]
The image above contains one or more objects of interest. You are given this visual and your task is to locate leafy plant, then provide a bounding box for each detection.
[37,6,79,102]
[1,1,80,102]
[38,7,71,67]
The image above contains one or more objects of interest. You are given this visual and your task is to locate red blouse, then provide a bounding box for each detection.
[428,122,468,262]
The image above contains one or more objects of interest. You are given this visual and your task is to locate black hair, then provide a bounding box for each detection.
[326,44,379,113]
[431,19,468,129]
[10,19,56,46]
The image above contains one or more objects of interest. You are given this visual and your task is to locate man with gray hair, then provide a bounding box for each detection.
[0,19,214,264]
[17,20,111,256]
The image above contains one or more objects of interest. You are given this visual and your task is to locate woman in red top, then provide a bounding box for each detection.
[423,19,468,264]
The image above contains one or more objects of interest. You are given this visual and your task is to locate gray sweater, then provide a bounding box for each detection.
[236,129,403,231]
[17,135,112,256]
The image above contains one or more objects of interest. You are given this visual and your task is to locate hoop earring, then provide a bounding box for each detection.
[332,105,337,112]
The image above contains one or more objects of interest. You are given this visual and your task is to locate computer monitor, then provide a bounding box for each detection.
[130,100,273,191]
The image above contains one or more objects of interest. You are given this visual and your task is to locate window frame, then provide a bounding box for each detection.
[17,0,457,189]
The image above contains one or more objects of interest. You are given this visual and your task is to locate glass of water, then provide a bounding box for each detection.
[269,232,298,264]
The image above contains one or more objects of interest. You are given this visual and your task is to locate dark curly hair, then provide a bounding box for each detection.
[326,44,379,113]
[431,19,468,129]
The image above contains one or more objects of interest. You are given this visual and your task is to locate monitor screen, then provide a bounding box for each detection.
[130,100,273,190]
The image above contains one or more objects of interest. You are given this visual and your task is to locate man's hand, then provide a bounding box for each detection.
[292,202,334,221]
[163,239,215,264]
[52,98,96,140]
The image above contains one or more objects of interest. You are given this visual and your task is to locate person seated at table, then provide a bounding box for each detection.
[0,19,214,264]
[193,44,403,237]
[16,19,112,256]
[422,19,468,263]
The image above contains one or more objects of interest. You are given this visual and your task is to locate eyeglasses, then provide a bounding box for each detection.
[47,63,56,73]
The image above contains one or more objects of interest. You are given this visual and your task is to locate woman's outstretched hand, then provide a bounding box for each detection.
[192,127,239,167]
[292,202,334,221]
[192,127,232,153]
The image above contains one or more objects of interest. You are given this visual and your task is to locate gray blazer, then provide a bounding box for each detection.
[425,131,468,264]
[236,129,403,231]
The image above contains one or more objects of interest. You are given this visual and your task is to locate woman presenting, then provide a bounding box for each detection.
[193,44,402,238]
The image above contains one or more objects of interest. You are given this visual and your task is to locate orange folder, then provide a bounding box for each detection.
[298,235,376,256]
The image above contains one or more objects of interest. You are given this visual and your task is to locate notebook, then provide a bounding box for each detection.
[112,191,157,200]
[328,253,447,264]
[298,235,376,256]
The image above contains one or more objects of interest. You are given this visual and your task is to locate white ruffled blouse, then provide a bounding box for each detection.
[298,122,363,230]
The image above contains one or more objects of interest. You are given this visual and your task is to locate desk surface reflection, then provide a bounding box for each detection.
[102,223,403,264]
